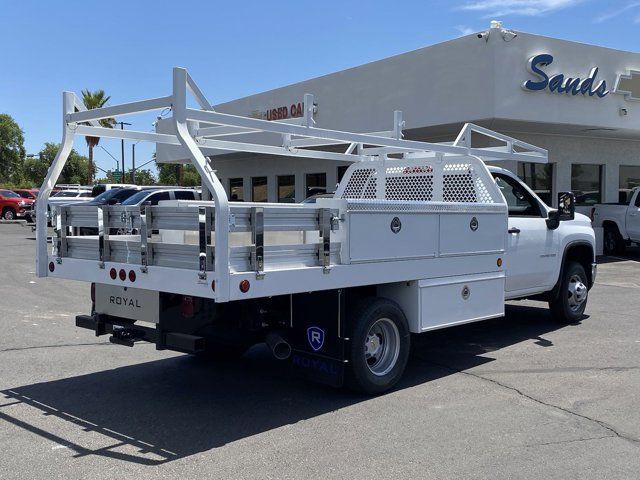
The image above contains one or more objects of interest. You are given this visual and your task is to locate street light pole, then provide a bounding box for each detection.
[132,144,136,184]
[115,121,132,183]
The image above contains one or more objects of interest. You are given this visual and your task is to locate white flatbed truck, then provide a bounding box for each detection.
[36,68,596,394]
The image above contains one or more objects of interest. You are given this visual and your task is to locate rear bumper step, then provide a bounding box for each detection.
[75,314,205,353]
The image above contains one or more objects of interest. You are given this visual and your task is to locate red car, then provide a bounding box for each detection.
[0,189,34,220]
[13,189,39,200]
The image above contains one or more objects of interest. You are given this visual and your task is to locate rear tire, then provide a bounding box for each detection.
[603,225,625,256]
[345,297,410,395]
[549,261,589,324]
[2,208,16,220]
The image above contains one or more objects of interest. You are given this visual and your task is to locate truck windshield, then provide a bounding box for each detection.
[0,190,20,198]
[121,190,157,205]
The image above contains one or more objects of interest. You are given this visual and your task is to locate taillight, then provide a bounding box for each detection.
[128,270,136,282]
[110,268,117,280]
[48,261,55,272]
[119,269,126,281]
[181,296,195,318]
[90,283,96,303]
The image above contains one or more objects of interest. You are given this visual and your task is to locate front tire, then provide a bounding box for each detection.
[603,226,625,256]
[345,297,410,395]
[549,261,589,324]
[2,208,16,220]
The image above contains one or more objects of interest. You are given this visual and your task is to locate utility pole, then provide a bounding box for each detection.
[115,121,132,182]
[132,144,136,184]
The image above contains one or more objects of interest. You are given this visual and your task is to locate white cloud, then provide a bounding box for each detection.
[594,1,640,22]
[460,0,584,17]
[455,25,477,35]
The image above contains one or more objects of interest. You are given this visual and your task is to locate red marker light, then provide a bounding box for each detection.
[128,270,136,282]
[119,269,126,281]
[48,262,55,272]
[239,279,250,293]
[90,283,96,303]
[110,268,117,280]
[211,280,215,291]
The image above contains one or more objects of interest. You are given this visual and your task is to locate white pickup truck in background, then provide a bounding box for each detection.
[591,187,640,255]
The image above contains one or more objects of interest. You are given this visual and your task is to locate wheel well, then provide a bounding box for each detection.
[2,206,15,214]
[565,243,595,288]
[602,220,619,234]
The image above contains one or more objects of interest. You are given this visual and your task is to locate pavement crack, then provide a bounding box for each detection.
[524,435,615,448]
[414,356,640,446]
[0,342,111,353]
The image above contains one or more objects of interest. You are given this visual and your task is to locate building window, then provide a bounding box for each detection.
[305,172,327,198]
[277,175,296,203]
[337,166,349,184]
[229,178,244,201]
[517,162,553,206]
[619,165,640,204]
[571,164,603,206]
[251,176,268,202]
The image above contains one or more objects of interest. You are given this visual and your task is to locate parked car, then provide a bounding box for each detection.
[591,186,640,255]
[72,188,143,235]
[13,189,39,200]
[112,188,200,234]
[0,189,34,220]
[120,188,200,206]
[90,183,138,197]
[42,189,94,226]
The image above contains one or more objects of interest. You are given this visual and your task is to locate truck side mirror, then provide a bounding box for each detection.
[557,192,575,221]
[546,192,576,230]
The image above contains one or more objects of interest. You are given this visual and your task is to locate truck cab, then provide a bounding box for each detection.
[488,167,596,311]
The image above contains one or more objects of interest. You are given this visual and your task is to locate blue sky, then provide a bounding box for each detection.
[1,0,639,177]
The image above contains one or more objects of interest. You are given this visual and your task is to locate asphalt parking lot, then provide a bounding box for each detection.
[0,222,638,479]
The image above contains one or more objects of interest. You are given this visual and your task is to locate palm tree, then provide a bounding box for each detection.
[81,89,115,184]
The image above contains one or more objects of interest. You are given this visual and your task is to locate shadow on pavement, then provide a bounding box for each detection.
[597,245,640,264]
[0,303,568,465]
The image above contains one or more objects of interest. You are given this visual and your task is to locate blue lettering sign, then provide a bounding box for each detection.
[523,54,609,98]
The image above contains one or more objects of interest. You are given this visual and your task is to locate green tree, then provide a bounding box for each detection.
[157,163,200,187]
[128,168,156,185]
[0,114,26,184]
[22,142,89,186]
[81,90,115,184]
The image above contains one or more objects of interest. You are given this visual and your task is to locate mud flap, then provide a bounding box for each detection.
[288,290,347,387]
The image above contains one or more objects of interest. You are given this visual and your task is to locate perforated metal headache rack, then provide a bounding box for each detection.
[36,68,548,302]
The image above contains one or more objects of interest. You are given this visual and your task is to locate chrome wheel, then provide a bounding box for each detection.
[3,209,15,220]
[364,318,400,377]
[567,274,587,312]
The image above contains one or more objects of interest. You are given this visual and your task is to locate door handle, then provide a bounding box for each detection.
[508,227,521,234]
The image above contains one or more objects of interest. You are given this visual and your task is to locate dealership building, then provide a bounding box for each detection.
[161,22,640,211]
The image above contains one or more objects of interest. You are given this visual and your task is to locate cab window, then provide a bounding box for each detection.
[148,191,171,205]
[493,174,542,217]
[174,190,196,200]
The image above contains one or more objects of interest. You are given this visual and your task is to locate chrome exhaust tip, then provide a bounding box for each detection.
[265,332,291,360]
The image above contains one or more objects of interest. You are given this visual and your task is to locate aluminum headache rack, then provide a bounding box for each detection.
[36,67,548,302]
